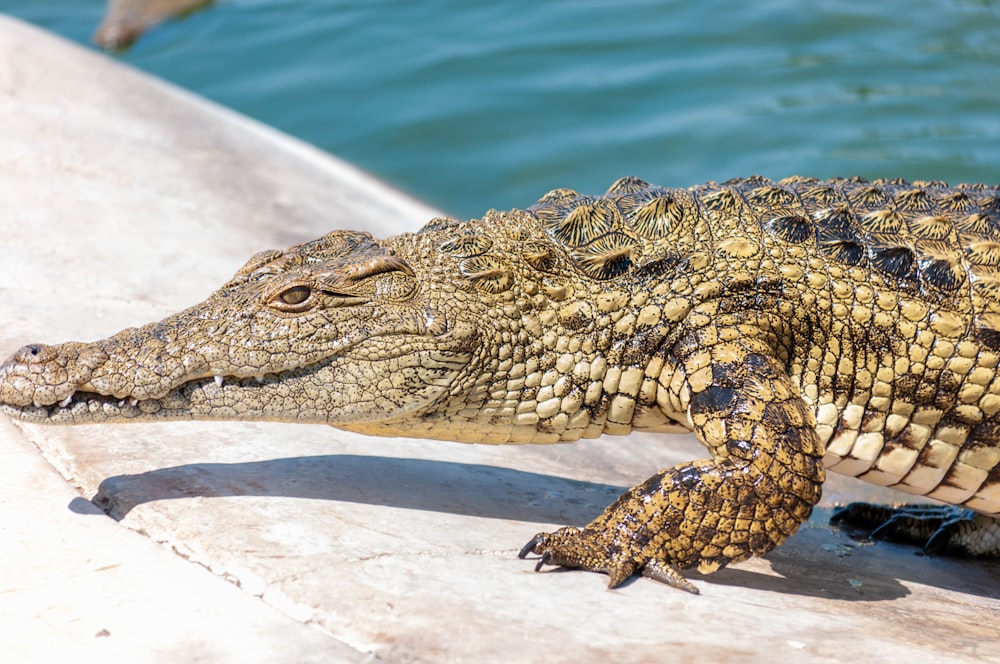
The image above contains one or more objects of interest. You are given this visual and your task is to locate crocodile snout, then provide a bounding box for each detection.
[0,341,109,409]
[0,344,59,407]
[14,343,58,364]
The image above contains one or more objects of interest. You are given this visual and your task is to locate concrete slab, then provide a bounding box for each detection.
[2,12,1000,664]
[0,416,367,663]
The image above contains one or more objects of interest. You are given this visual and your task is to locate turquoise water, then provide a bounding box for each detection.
[3,1,999,219]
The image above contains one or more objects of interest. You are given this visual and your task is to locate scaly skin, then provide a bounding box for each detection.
[3,175,1000,591]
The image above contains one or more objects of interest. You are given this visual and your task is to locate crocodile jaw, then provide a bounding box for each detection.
[0,324,474,427]
[0,299,476,428]
[0,350,464,426]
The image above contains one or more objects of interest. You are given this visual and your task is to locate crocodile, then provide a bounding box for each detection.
[3,175,1000,592]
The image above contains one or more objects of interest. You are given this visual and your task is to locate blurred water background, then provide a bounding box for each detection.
[1,0,998,220]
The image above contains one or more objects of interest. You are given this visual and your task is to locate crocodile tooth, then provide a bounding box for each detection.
[214,375,224,387]
[255,375,264,383]
[118,400,125,407]
[58,394,73,408]
[129,397,138,407]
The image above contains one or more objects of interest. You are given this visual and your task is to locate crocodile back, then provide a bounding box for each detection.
[529,175,1000,300]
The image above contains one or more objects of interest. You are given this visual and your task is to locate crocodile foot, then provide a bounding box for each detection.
[518,526,700,594]
[518,341,826,594]
[831,503,1000,557]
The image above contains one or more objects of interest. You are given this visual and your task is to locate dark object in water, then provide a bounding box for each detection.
[94,0,214,50]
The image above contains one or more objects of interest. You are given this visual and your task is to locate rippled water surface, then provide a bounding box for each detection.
[3,1,999,219]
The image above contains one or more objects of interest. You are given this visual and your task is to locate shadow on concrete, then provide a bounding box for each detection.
[697,509,1000,602]
[88,454,626,525]
[80,454,1000,602]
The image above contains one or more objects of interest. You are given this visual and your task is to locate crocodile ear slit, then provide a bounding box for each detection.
[319,254,415,288]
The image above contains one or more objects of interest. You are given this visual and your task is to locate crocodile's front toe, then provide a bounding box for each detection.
[519,526,639,588]
[518,525,699,593]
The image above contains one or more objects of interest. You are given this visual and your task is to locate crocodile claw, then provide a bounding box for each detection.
[517,535,557,572]
[517,534,545,560]
[518,526,635,587]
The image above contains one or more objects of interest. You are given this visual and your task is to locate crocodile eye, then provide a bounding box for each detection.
[278,285,311,305]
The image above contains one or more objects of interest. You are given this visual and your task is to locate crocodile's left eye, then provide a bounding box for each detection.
[279,285,311,305]
[268,285,315,312]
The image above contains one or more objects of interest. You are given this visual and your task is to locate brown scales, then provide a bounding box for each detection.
[521,176,1000,323]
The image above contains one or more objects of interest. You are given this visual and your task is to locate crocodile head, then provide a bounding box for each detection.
[1,179,697,444]
[0,225,494,438]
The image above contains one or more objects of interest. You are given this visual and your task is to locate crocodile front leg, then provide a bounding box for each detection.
[520,336,826,591]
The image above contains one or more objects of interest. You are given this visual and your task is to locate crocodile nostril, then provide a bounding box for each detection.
[15,343,56,364]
